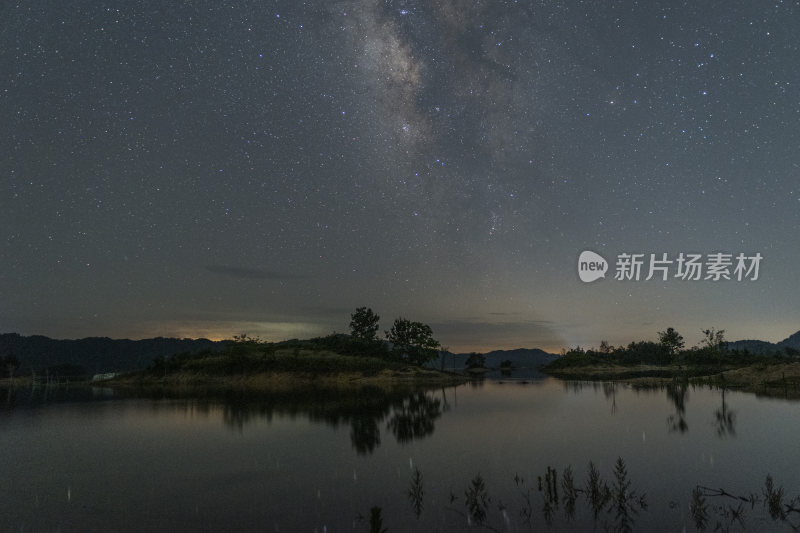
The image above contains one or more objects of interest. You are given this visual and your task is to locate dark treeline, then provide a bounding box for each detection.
[546,327,800,370]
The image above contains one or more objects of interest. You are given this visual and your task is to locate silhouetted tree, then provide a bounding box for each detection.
[350,307,381,341]
[657,327,685,356]
[701,328,726,356]
[465,353,486,369]
[385,318,441,366]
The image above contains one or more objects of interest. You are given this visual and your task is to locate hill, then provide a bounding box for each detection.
[778,330,800,350]
[434,347,558,378]
[727,329,800,354]
[0,333,225,376]
[481,348,558,368]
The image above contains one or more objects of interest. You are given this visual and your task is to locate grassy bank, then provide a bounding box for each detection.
[109,338,467,392]
[0,377,32,389]
[112,366,467,392]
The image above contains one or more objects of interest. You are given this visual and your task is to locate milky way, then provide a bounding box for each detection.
[2,1,798,351]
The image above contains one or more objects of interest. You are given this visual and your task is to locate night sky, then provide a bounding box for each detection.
[2,1,798,352]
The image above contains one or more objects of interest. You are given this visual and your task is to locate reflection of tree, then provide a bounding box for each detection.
[387,393,442,444]
[666,382,689,433]
[5,387,12,405]
[222,398,254,431]
[440,387,451,413]
[2,387,15,410]
[126,385,451,454]
[602,382,618,415]
[351,415,381,454]
[714,387,736,437]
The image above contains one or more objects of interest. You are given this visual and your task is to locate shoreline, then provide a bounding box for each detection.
[108,366,470,392]
[6,362,800,399]
[542,361,800,397]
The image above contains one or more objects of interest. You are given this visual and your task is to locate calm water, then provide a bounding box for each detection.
[1,379,798,532]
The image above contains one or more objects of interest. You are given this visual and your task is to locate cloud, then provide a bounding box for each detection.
[205,265,300,280]
[141,320,331,342]
[430,318,565,352]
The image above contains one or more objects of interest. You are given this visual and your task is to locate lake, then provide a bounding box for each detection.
[1,378,798,532]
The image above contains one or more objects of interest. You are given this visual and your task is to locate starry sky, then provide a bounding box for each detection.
[2,0,799,353]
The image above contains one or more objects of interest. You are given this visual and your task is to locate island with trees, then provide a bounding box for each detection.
[111,307,467,390]
[542,326,800,396]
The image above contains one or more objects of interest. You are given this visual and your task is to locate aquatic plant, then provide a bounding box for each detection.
[368,507,387,533]
[465,474,491,525]
[610,457,647,533]
[561,465,578,520]
[690,486,708,531]
[408,468,424,519]
[586,460,611,519]
[691,475,800,531]
[367,461,800,532]
[764,474,786,520]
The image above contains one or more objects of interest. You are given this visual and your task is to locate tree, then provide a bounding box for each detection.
[657,327,685,356]
[385,318,441,366]
[350,307,381,341]
[231,333,261,344]
[465,353,486,369]
[701,328,726,353]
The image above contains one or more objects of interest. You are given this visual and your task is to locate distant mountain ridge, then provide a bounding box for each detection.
[0,333,226,375]
[480,348,558,367]
[436,347,558,370]
[4,327,795,378]
[778,330,800,349]
[727,329,800,354]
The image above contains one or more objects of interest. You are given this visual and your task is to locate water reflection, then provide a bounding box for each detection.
[0,384,114,411]
[130,385,447,454]
[561,379,741,438]
[351,413,382,454]
[3,378,800,532]
[713,387,736,437]
[691,475,800,531]
[666,381,689,433]
[562,380,619,415]
[603,382,618,414]
[3,386,14,409]
[387,459,800,532]
[386,392,442,444]
[401,458,649,532]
